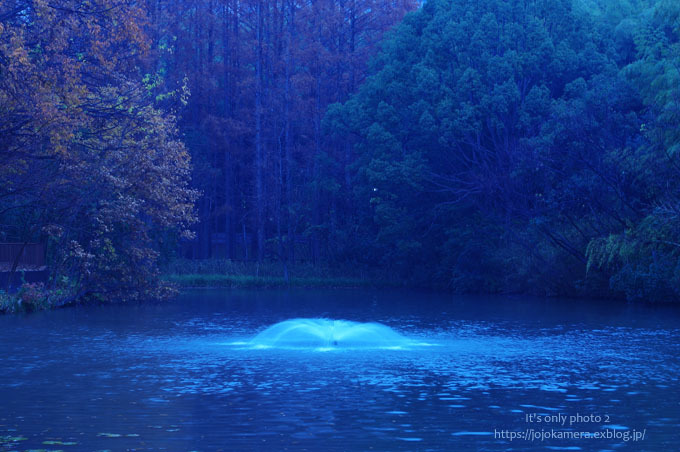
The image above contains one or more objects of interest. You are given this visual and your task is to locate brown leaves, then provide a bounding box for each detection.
[0,0,196,301]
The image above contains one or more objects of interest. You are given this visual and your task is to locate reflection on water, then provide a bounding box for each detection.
[0,289,678,451]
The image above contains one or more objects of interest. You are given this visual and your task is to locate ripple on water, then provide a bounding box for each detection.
[1,298,678,452]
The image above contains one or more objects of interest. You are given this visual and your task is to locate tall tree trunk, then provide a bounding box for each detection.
[224,152,232,259]
[255,0,265,262]
[277,133,286,279]
[222,3,232,259]
[284,0,295,265]
[349,0,356,92]
[242,220,249,261]
[312,69,322,265]
[199,195,211,259]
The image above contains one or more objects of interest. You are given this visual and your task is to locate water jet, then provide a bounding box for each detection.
[250,318,409,349]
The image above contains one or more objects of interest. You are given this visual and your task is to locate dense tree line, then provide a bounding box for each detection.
[0,0,414,304]
[2,0,679,304]
[145,0,416,270]
[328,0,680,301]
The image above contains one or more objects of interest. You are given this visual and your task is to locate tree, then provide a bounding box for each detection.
[329,0,650,294]
[0,0,197,302]
[586,0,680,301]
[145,0,415,266]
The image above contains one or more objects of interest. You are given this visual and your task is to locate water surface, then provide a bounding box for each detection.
[0,289,678,451]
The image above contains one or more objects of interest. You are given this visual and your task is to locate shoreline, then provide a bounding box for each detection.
[162,273,398,290]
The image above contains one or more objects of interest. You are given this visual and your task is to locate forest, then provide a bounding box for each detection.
[1,0,680,309]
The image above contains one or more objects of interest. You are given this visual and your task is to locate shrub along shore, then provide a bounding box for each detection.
[161,259,397,289]
[0,259,396,314]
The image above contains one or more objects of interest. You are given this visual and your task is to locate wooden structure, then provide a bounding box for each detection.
[0,243,47,288]
[0,243,45,268]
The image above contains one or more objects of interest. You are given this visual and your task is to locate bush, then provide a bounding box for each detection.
[0,283,51,314]
[17,283,51,311]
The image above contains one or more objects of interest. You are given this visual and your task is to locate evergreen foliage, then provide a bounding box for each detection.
[2,0,679,304]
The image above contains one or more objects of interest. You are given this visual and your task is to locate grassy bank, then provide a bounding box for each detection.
[162,259,397,289]
[164,274,387,289]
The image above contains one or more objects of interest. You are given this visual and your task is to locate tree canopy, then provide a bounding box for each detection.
[2,0,679,305]
[0,0,196,303]
[328,0,680,300]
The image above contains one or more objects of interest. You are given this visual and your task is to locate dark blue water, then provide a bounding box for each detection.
[0,289,678,451]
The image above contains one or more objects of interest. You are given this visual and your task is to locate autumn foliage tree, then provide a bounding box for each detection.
[144,0,416,267]
[0,0,197,302]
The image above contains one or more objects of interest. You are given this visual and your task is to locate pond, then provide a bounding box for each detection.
[0,289,678,451]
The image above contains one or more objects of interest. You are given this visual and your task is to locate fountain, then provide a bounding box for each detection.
[250,318,410,349]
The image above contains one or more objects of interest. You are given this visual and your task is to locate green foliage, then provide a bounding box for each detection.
[581,0,680,302]
[3,0,679,304]
[162,257,397,289]
[163,258,394,284]
[326,0,680,301]
[165,274,385,289]
[0,283,50,313]
[587,211,680,301]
